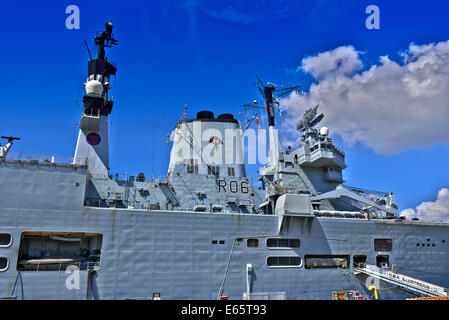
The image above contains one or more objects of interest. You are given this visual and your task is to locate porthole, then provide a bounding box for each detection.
[0,257,9,271]
[0,233,12,247]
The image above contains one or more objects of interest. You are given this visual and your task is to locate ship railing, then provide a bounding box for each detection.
[289,141,345,157]
[17,259,100,272]
[109,172,165,183]
[5,151,83,165]
[342,184,387,199]
[329,142,345,157]
[289,141,303,152]
[314,210,365,219]
[310,142,345,158]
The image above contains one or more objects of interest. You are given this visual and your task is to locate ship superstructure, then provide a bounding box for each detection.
[0,23,448,300]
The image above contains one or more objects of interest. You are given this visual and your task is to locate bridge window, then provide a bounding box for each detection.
[0,257,8,271]
[374,239,392,251]
[267,256,302,267]
[267,238,300,248]
[305,255,350,269]
[0,233,12,247]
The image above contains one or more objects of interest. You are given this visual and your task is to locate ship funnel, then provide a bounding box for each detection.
[168,111,246,177]
[197,111,214,119]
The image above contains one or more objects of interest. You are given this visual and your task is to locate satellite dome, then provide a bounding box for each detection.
[320,127,329,136]
[85,80,104,97]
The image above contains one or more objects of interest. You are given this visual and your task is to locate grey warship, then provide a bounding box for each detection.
[1,23,449,300]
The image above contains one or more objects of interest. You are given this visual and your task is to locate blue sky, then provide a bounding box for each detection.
[0,0,448,215]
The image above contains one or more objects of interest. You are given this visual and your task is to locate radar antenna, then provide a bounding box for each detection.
[94,22,118,60]
[242,75,300,129]
[295,104,324,132]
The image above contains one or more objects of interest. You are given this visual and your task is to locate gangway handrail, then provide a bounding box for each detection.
[355,264,449,297]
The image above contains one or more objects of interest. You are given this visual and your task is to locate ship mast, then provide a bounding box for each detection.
[253,76,300,177]
[83,22,118,115]
[73,22,118,176]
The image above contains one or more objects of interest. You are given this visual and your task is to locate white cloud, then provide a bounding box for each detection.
[300,45,364,80]
[280,40,449,154]
[400,188,449,223]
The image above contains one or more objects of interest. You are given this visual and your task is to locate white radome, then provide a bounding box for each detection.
[85,79,103,97]
[320,127,329,136]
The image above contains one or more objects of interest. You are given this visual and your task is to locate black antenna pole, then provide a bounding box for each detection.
[257,76,300,128]
[263,86,276,127]
[84,41,93,61]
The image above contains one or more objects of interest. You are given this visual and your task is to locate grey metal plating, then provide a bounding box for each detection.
[0,23,448,300]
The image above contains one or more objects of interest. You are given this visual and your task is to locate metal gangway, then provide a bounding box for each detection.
[355,264,449,297]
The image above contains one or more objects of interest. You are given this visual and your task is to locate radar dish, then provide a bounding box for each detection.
[295,105,324,132]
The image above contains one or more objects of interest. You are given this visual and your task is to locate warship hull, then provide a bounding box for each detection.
[2,22,448,301]
[1,159,448,300]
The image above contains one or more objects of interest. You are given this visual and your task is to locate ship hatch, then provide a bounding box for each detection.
[17,232,102,271]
